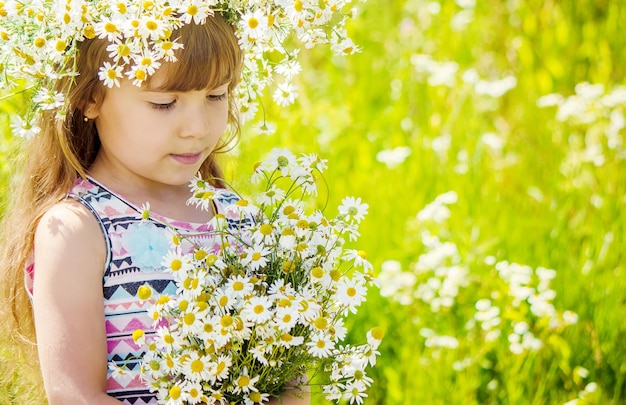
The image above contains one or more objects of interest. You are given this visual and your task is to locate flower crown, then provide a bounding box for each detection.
[0,0,363,138]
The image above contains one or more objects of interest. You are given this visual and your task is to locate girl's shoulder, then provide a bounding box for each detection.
[34,199,107,278]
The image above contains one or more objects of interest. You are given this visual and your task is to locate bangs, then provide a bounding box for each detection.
[147,15,242,92]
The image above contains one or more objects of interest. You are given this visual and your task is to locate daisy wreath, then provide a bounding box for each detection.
[0,0,364,138]
[120,149,383,405]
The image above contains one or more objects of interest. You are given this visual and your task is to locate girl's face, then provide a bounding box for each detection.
[86,72,230,190]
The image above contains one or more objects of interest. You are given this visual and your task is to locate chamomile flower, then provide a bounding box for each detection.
[241,296,274,323]
[278,332,305,348]
[95,19,122,42]
[183,380,205,405]
[162,250,193,279]
[273,79,298,106]
[241,10,268,41]
[232,368,260,395]
[182,351,212,382]
[225,275,254,299]
[339,197,369,222]
[343,380,368,405]
[211,354,232,382]
[241,244,272,271]
[307,332,334,357]
[179,0,213,25]
[256,186,286,206]
[244,390,270,405]
[98,62,124,87]
[343,249,373,271]
[274,305,299,331]
[334,277,367,314]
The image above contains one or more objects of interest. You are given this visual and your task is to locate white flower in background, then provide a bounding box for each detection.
[474,76,517,98]
[376,146,412,168]
[416,191,458,223]
[339,197,369,222]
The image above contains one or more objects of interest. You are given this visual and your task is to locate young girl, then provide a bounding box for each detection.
[0,12,308,405]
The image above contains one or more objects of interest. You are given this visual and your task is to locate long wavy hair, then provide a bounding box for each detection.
[0,14,243,346]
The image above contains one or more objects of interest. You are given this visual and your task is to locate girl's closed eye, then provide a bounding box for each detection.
[149,100,176,111]
[208,92,227,102]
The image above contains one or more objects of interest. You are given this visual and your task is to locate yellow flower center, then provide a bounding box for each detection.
[314,317,328,330]
[183,312,195,326]
[371,327,385,340]
[237,375,250,387]
[260,224,272,235]
[137,285,152,300]
[311,267,324,278]
[220,315,233,327]
[134,69,146,82]
[145,20,158,31]
[132,329,144,342]
[170,259,182,271]
[55,40,66,52]
[190,359,204,373]
[104,21,117,33]
[169,386,181,400]
[106,69,118,80]
[248,17,259,29]
[254,304,264,314]
[187,5,198,16]
[117,44,131,57]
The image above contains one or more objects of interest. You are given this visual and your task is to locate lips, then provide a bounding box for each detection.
[170,152,202,165]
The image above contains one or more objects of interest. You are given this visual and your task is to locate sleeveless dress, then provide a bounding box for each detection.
[26,177,251,404]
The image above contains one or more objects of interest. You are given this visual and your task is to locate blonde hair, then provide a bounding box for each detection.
[0,14,243,340]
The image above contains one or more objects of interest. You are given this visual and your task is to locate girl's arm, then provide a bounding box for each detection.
[32,201,123,405]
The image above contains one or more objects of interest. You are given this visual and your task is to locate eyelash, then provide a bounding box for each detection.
[149,93,228,111]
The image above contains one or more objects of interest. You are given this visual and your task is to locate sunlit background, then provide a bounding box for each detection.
[2,0,625,403]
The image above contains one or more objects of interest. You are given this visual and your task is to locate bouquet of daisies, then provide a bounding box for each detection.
[130,149,382,405]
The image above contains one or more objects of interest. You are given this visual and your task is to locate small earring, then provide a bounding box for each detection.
[84,117,89,122]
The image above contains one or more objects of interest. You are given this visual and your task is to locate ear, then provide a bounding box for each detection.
[83,101,99,120]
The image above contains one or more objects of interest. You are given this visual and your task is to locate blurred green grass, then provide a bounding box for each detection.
[2,0,625,404]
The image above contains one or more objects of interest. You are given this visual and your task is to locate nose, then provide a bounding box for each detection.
[180,100,211,138]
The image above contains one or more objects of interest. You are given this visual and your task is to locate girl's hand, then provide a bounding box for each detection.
[267,375,310,405]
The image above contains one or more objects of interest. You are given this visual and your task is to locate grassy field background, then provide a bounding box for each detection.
[2,0,625,403]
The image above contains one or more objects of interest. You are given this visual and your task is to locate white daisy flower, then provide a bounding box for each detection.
[181,351,212,382]
[279,82,305,110]
[241,244,272,271]
[98,61,123,88]
[339,196,369,222]
[183,380,204,405]
[307,332,334,357]
[232,368,260,395]
[211,354,232,382]
[241,296,274,324]
[275,306,299,331]
[225,275,254,299]
[334,277,367,314]
[343,249,373,271]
